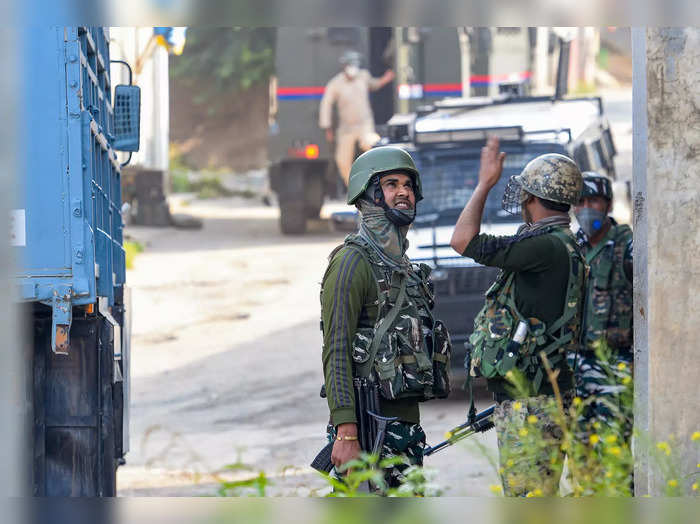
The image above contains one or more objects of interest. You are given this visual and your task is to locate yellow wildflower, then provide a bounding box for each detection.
[519,428,529,437]
[593,421,602,430]
[668,479,678,488]
[525,491,534,498]
[692,483,698,492]
[513,401,522,412]
[605,471,613,479]
[617,362,627,371]
[589,434,600,445]
[498,468,505,475]
[506,459,515,468]
[533,488,543,497]
[609,446,622,456]
[622,376,632,385]
[489,484,503,495]
[605,435,617,444]
[527,415,538,424]
[573,397,582,407]
[692,431,700,442]
[656,441,671,456]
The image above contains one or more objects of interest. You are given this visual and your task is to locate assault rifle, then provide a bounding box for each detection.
[422,404,496,456]
[311,378,397,474]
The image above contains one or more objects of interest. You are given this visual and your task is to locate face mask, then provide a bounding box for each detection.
[344,65,359,78]
[575,207,607,237]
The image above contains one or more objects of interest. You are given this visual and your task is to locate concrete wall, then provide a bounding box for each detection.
[634,27,700,495]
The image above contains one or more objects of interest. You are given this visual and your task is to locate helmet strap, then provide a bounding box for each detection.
[364,175,416,226]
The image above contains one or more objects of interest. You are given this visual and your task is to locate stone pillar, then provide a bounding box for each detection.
[633,27,700,496]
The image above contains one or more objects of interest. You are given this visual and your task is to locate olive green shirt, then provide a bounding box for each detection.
[464,228,575,396]
[321,246,420,426]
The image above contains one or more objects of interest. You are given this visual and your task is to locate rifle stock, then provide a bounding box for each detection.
[310,378,381,474]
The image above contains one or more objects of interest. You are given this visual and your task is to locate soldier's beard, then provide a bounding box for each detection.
[522,202,533,225]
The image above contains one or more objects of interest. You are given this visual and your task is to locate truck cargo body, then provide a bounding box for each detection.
[15,26,136,496]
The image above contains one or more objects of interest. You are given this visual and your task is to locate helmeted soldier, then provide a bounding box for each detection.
[569,172,633,442]
[320,146,451,490]
[450,138,586,496]
[319,51,395,186]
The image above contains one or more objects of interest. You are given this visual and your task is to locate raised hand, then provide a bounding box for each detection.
[478,136,506,190]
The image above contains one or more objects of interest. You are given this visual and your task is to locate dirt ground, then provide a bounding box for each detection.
[117,197,499,497]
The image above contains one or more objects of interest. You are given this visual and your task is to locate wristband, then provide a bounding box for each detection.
[336,435,358,441]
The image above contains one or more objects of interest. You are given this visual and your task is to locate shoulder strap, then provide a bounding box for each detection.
[356,272,408,378]
[546,229,584,335]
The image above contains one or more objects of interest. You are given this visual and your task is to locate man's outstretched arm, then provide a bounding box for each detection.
[450,137,506,254]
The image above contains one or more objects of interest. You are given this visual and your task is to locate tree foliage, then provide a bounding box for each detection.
[170,27,276,102]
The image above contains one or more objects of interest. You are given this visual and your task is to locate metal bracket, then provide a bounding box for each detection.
[98,297,122,383]
[51,285,73,354]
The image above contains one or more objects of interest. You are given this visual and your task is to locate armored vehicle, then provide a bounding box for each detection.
[378,93,617,365]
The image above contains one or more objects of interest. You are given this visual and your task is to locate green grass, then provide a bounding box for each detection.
[124,240,144,269]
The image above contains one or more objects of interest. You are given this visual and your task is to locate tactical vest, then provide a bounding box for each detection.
[322,234,451,402]
[467,228,586,394]
[581,224,633,352]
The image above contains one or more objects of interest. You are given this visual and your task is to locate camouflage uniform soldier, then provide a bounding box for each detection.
[451,138,585,496]
[320,147,451,490]
[569,173,633,440]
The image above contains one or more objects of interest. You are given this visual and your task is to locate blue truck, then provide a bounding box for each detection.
[14,26,140,496]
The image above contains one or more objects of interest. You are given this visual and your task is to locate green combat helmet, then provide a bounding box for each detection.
[347,146,423,205]
[502,153,583,215]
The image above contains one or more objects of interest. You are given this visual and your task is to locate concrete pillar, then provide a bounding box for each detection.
[533,27,550,94]
[633,27,700,496]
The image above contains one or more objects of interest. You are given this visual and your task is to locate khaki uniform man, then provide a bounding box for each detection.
[319,51,394,186]
[451,139,586,496]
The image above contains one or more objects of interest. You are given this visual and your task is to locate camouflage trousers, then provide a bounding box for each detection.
[329,421,425,490]
[567,351,633,443]
[494,393,572,497]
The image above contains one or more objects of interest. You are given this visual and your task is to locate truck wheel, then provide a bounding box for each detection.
[280,202,307,235]
[305,201,323,219]
[304,170,325,219]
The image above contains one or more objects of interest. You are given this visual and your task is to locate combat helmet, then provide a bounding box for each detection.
[580,171,613,201]
[347,146,423,205]
[502,153,583,215]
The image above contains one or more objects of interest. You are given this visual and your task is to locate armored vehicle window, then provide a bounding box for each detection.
[412,143,568,225]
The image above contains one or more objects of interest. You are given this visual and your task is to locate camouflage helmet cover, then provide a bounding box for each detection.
[515,153,583,206]
[581,171,613,201]
[346,146,423,205]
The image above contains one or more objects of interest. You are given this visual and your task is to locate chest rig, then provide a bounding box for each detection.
[579,224,633,351]
[467,228,586,394]
[324,234,451,402]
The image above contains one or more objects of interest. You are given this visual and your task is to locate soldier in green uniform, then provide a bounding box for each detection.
[450,137,586,496]
[320,146,451,489]
[569,172,633,441]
